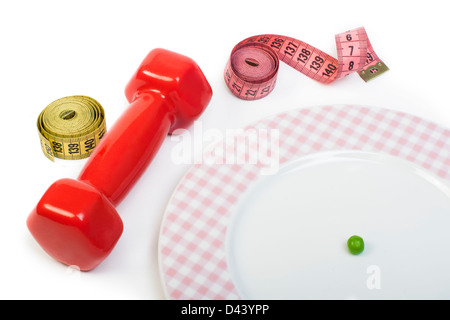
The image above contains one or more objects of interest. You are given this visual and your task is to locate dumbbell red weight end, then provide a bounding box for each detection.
[27,49,212,271]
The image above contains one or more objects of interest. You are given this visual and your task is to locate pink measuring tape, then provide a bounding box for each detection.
[224,27,388,100]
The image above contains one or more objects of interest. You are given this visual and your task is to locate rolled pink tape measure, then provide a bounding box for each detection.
[224,27,388,100]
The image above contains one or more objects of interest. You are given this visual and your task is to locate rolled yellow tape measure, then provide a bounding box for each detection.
[37,96,106,161]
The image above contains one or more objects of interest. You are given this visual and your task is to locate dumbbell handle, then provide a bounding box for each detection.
[78,92,170,206]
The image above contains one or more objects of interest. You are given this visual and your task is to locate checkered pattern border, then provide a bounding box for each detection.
[158,105,450,299]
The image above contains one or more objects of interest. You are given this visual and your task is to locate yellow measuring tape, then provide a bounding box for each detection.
[37,96,106,161]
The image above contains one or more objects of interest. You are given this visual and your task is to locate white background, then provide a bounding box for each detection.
[0,0,448,299]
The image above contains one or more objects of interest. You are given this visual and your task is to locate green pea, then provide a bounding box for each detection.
[347,235,364,255]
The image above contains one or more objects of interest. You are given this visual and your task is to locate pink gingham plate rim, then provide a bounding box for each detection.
[158,104,450,300]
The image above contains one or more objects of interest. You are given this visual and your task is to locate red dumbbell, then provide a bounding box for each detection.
[27,49,212,271]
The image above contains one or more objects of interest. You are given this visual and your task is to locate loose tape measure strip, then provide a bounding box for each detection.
[224,27,388,100]
[37,96,106,161]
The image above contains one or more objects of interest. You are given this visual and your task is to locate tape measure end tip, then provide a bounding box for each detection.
[359,61,389,82]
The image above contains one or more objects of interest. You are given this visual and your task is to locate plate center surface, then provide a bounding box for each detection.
[226,150,450,299]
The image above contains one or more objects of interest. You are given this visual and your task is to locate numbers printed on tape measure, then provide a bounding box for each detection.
[224,27,388,100]
[37,96,107,161]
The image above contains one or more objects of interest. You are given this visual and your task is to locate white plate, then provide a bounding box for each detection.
[158,105,450,299]
[227,150,450,299]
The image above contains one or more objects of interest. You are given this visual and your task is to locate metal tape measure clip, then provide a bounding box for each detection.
[37,95,106,161]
